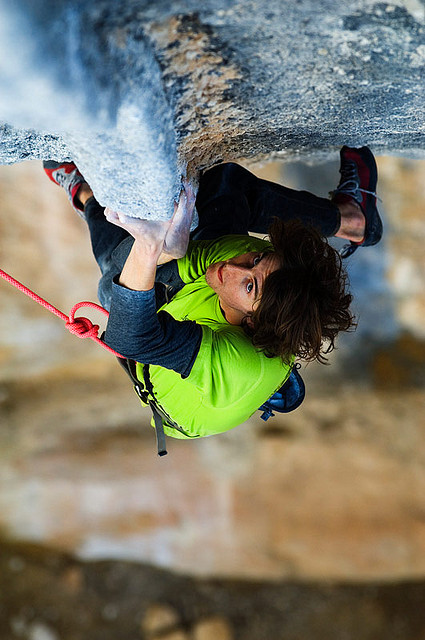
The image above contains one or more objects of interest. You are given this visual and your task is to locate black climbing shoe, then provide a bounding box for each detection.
[330,146,383,258]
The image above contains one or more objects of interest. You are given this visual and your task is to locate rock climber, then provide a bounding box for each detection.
[43,146,382,448]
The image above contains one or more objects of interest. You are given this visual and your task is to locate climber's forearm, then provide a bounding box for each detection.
[118,239,162,292]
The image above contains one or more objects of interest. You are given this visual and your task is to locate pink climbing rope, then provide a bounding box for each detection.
[0,268,123,358]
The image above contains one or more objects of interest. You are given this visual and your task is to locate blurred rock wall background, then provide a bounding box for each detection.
[1,156,424,583]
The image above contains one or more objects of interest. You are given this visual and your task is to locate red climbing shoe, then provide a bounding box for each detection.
[330,146,383,258]
[43,161,86,219]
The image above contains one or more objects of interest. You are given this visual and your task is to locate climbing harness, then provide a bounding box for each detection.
[117,357,200,457]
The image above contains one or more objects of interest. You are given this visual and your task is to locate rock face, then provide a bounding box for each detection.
[0,0,424,218]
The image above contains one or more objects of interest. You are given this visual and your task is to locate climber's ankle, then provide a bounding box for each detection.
[335,200,365,242]
[76,183,94,208]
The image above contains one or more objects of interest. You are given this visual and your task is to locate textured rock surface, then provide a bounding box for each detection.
[0,0,424,218]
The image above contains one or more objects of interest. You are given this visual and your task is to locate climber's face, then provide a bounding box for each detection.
[205,250,280,325]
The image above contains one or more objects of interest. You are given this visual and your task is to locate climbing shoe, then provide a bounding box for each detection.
[43,161,87,219]
[330,146,383,258]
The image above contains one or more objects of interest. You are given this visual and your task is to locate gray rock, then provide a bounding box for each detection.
[0,0,423,218]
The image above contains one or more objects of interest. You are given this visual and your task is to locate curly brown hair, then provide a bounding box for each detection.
[244,218,355,364]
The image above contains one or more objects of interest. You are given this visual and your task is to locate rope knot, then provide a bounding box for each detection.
[0,272,124,358]
[66,316,100,339]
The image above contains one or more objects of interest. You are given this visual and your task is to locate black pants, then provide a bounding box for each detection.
[86,162,340,309]
[192,162,340,240]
